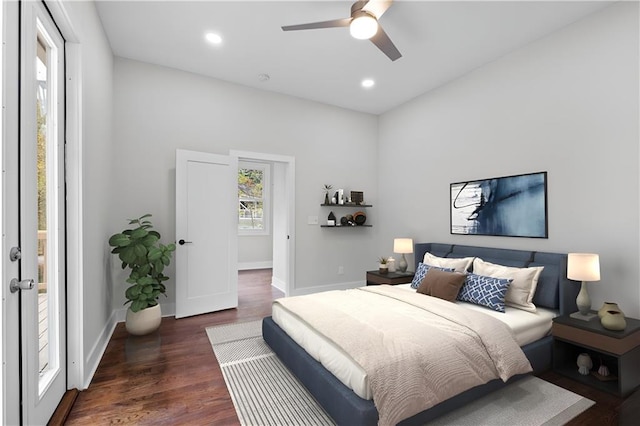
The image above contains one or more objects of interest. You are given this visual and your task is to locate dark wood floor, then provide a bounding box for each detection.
[64,269,637,425]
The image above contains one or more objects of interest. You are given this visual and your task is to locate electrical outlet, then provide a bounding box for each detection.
[338,266,344,275]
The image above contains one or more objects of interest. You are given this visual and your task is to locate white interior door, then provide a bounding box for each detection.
[175,149,238,318]
[18,1,67,423]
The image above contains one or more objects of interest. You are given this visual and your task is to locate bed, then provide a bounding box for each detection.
[262,243,579,425]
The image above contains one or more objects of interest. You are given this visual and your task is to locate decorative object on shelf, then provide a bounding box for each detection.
[601,310,627,331]
[598,302,623,319]
[351,191,364,205]
[576,353,593,375]
[387,257,396,272]
[353,211,366,225]
[394,238,413,273]
[323,184,333,204]
[327,211,336,226]
[597,360,610,377]
[567,253,600,321]
[338,189,345,205]
[378,257,388,274]
[450,171,548,238]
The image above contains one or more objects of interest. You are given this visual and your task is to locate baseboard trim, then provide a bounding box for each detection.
[238,261,273,270]
[83,309,118,389]
[272,276,285,292]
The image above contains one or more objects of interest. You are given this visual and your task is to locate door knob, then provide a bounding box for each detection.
[178,239,192,245]
[10,278,35,293]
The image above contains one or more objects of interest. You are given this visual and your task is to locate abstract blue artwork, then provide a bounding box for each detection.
[450,172,548,238]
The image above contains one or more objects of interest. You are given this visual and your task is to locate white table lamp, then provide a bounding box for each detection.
[393,238,413,273]
[567,253,600,321]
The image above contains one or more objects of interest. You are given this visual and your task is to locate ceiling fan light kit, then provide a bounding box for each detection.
[350,12,378,40]
[282,0,401,61]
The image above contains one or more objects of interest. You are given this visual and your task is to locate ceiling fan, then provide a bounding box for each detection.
[281,0,402,61]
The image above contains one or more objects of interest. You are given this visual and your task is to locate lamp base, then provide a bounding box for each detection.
[397,254,408,273]
[570,311,597,321]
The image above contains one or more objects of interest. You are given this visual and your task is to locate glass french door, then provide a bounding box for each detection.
[18,1,67,423]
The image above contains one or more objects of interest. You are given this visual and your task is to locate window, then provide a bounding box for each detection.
[238,161,270,235]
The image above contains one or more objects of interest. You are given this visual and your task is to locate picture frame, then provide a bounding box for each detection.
[450,171,548,238]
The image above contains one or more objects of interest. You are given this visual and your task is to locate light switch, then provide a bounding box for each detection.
[307,216,319,225]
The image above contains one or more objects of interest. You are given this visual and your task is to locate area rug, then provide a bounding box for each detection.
[206,320,594,426]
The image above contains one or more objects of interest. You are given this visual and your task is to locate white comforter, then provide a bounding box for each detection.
[274,285,532,426]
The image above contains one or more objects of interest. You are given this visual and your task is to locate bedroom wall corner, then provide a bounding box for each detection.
[59,0,115,388]
[376,2,640,317]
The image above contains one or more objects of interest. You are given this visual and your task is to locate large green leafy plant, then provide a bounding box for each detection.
[108,214,176,312]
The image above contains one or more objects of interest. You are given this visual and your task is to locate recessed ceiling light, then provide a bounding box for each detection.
[361,79,375,88]
[205,32,222,45]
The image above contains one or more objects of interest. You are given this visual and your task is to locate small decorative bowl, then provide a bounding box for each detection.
[353,211,367,225]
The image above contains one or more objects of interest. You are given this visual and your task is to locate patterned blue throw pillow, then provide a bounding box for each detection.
[457,273,513,312]
[410,263,455,289]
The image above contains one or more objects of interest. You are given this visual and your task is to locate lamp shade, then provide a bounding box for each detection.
[393,238,413,254]
[567,253,600,282]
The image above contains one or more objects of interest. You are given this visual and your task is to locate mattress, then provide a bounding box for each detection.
[271,285,557,400]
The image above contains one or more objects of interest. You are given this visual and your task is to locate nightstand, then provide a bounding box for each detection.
[366,270,414,286]
[552,314,640,396]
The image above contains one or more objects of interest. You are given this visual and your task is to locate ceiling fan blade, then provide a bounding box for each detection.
[282,18,351,32]
[362,0,393,19]
[370,26,402,61]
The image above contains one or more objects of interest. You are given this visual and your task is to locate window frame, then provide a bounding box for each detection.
[238,160,270,236]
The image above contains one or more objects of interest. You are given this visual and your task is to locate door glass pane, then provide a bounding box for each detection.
[35,17,62,391]
[35,32,50,376]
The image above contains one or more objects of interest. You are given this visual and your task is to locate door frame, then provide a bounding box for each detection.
[44,0,85,391]
[230,150,295,296]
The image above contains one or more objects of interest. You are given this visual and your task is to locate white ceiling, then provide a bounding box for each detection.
[95,0,612,115]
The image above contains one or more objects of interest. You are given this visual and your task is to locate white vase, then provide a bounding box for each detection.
[126,304,162,335]
[387,257,396,272]
[576,353,592,375]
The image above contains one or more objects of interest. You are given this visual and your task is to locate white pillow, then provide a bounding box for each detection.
[472,258,544,313]
[423,252,474,273]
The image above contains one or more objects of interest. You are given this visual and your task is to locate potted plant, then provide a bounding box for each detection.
[108,214,176,335]
[378,257,389,274]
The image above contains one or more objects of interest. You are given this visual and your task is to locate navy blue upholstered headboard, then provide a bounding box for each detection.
[414,243,578,316]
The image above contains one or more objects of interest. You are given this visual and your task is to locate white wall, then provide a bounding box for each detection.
[378,2,640,317]
[111,58,379,308]
[62,0,115,384]
[238,235,273,270]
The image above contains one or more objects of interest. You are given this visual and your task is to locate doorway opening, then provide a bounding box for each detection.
[231,151,295,297]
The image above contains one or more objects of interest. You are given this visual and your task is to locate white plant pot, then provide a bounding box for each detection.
[126,304,162,336]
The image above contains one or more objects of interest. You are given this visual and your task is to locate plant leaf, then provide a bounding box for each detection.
[130,227,149,240]
[147,247,162,261]
[108,233,130,247]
